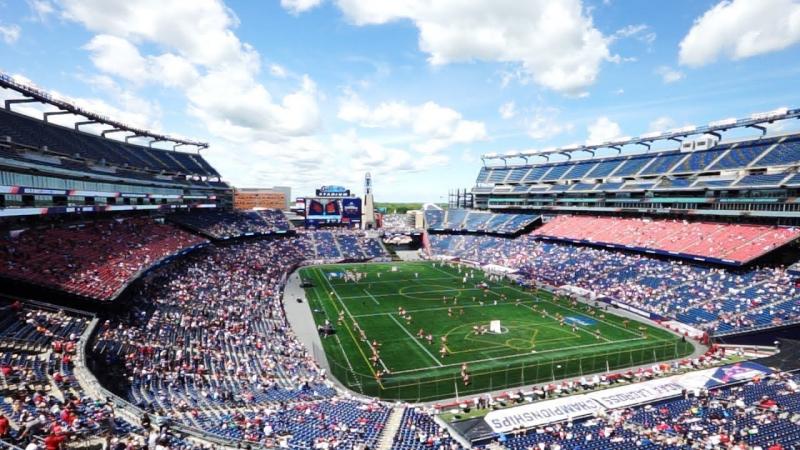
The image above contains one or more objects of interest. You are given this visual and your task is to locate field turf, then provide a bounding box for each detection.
[299,261,694,401]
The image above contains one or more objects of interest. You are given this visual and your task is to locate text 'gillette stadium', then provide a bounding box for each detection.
[1,74,800,450]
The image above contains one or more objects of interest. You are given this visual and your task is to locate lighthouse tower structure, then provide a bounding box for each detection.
[362,172,376,229]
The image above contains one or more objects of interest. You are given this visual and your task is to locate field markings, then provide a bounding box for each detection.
[362,289,380,306]
[387,313,444,367]
[308,263,664,381]
[387,336,646,375]
[314,268,389,380]
[340,287,482,300]
[504,283,644,339]
[519,303,611,343]
[430,265,468,280]
[333,335,359,386]
[351,299,540,318]
[305,274,361,386]
[329,276,456,286]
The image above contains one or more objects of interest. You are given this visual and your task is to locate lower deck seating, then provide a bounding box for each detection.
[430,234,800,335]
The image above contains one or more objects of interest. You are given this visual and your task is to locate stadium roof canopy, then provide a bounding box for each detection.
[482,107,800,162]
[0,71,208,150]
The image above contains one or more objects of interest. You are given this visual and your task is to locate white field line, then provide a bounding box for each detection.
[309,278,359,384]
[328,276,455,286]
[388,336,647,375]
[333,335,358,385]
[387,313,443,367]
[505,284,644,339]
[363,289,380,305]
[352,300,539,318]
[318,268,389,373]
[340,287,485,300]
[520,303,611,343]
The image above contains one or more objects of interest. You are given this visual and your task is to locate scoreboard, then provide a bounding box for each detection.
[301,186,362,228]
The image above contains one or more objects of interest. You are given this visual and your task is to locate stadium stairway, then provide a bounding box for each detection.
[376,406,406,450]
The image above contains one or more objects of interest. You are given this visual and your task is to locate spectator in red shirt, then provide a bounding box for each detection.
[0,414,10,439]
[43,432,65,450]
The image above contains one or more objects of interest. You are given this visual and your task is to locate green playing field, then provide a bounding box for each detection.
[299,261,694,402]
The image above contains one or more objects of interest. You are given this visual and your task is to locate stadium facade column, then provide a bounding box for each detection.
[362,172,376,229]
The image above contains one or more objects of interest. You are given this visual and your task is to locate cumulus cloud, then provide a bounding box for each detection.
[679,0,800,67]
[61,0,321,143]
[586,116,622,144]
[333,0,612,96]
[0,24,21,44]
[337,93,487,153]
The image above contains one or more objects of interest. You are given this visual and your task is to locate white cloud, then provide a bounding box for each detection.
[614,24,647,38]
[526,107,573,140]
[26,0,55,21]
[655,65,684,83]
[83,35,200,88]
[499,101,516,119]
[648,116,674,133]
[83,35,149,81]
[586,116,622,144]
[62,0,321,143]
[337,93,487,153]
[207,128,452,195]
[612,23,656,46]
[0,24,21,44]
[60,0,246,67]
[614,88,625,95]
[334,0,612,96]
[281,0,324,14]
[679,0,800,67]
[269,63,288,78]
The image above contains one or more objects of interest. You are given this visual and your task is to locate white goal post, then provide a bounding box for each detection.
[490,320,502,334]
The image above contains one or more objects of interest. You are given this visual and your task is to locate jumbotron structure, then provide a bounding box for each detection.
[1,73,799,450]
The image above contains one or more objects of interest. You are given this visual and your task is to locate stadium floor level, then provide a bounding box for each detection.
[286,261,695,402]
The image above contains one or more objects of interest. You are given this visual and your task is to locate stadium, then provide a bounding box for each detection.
[2,1,800,450]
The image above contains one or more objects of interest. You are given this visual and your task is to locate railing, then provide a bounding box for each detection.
[314,338,693,402]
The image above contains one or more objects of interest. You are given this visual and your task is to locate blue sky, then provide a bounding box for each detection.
[1,0,800,202]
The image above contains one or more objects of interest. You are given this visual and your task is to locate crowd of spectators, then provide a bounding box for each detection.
[3,210,800,449]
[381,213,417,232]
[395,368,800,450]
[89,236,390,448]
[429,234,800,335]
[6,289,800,450]
[308,229,388,260]
[483,370,800,450]
[169,209,291,240]
[0,218,207,301]
[0,301,149,449]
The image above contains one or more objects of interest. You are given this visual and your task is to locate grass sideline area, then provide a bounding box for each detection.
[300,261,694,402]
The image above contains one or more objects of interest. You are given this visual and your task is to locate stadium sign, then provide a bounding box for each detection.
[586,379,684,409]
[316,185,351,197]
[484,395,602,433]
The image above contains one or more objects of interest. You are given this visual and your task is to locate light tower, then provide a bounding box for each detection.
[362,172,375,229]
